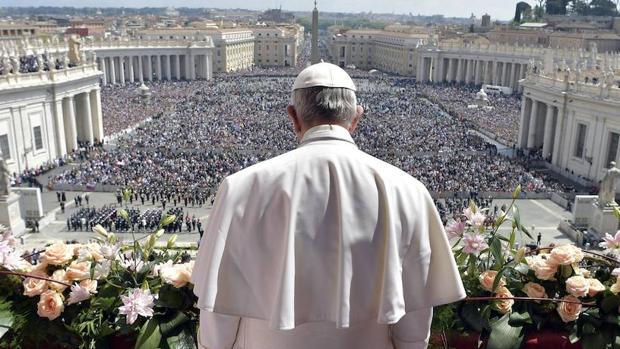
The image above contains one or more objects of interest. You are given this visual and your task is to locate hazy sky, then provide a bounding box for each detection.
[2,0,530,20]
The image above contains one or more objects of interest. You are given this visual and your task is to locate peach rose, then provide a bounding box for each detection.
[42,242,73,266]
[527,255,558,280]
[494,286,514,314]
[587,278,606,297]
[566,276,590,298]
[557,295,582,323]
[160,261,194,288]
[32,262,49,274]
[71,244,84,257]
[79,279,98,294]
[23,272,49,297]
[523,282,547,299]
[479,270,506,292]
[37,290,64,321]
[65,261,91,281]
[86,243,104,262]
[49,269,70,292]
[611,277,620,294]
[549,245,584,266]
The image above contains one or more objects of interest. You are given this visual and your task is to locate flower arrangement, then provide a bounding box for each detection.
[432,186,620,349]
[0,209,199,349]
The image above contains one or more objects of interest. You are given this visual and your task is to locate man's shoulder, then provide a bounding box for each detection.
[225,147,427,193]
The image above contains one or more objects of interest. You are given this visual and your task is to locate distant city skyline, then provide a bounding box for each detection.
[2,0,530,20]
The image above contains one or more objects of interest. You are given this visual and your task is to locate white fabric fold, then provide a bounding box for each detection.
[192,124,465,330]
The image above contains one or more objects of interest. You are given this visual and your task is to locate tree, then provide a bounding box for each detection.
[534,4,546,19]
[546,0,571,14]
[569,0,591,15]
[514,1,533,22]
[589,0,619,15]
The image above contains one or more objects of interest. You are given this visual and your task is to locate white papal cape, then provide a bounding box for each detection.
[192,125,466,348]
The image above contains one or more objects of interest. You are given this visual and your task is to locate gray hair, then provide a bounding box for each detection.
[291,87,357,125]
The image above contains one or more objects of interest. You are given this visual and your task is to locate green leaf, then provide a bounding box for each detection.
[160,312,190,336]
[0,301,14,339]
[487,314,524,349]
[509,229,516,250]
[492,267,510,292]
[582,331,609,349]
[490,237,504,268]
[135,318,162,349]
[165,327,196,349]
[508,311,533,327]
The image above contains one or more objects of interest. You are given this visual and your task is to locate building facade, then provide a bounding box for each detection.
[83,39,214,85]
[329,28,428,76]
[252,25,303,67]
[0,42,103,175]
[519,66,620,185]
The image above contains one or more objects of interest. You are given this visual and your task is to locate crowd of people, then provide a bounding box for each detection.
[419,84,521,146]
[66,206,193,233]
[47,73,572,201]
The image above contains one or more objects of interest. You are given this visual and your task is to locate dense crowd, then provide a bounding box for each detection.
[66,206,196,233]
[420,84,521,146]
[48,74,570,200]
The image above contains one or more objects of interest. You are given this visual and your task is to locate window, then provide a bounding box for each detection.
[607,132,620,167]
[574,124,587,158]
[33,126,43,150]
[0,135,10,159]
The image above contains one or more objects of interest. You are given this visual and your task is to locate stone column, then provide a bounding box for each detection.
[456,59,464,83]
[500,62,507,86]
[206,53,212,79]
[518,97,531,148]
[99,57,107,85]
[474,60,482,85]
[147,55,153,81]
[552,106,565,166]
[485,61,492,85]
[189,54,195,80]
[510,63,517,90]
[51,99,67,156]
[201,54,208,79]
[109,57,116,84]
[464,60,472,84]
[119,56,126,85]
[79,92,94,144]
[90,89,104,142]
[156,55,162,81]
[138,56,144,83]
[492,61,499,85]
[447,58,454,82]
[166,55,172,80]
[175,55,181,80]
[542,104,555,160]
[62,96,78,152]
[527,100,539,149]
[128,56,135,83]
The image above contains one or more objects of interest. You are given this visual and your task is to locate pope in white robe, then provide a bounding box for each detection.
[192,62,466,349]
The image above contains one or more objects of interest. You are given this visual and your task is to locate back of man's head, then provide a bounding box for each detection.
[290,63,358,127]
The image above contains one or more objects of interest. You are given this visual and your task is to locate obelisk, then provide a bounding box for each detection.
[310,0,319,65]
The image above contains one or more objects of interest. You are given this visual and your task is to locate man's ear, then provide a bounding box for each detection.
[347,105,364,134]
[287,105,303,139]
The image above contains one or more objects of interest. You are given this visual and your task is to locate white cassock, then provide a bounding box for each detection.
[192,124,466,349]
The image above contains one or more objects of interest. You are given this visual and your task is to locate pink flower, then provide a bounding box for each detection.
[118,288,155,325]
[601,231,620,250]
[463,234,488,255]
[445,220,466,239]
[463,207,475,221]
[67,283,93,305]
[468,212,487,228]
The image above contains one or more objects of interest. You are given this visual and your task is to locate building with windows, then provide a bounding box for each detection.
[252,25,304,67]
[83,39,214,85]
[328,28,429,75]
[136,28,254,72]
[519,65,620,185]
[0,40,103,175]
